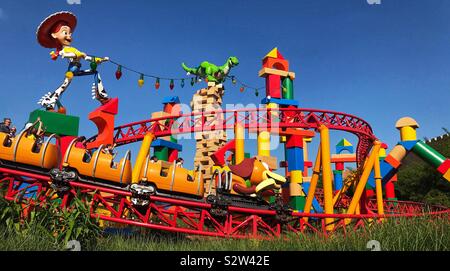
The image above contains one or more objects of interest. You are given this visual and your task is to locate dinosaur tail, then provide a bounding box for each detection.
[181,62,196,74]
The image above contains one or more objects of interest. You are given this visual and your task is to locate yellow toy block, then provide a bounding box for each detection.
[264,47,279,59]
[290,182,304,196]
[443,169,450,182]
[290,170,303,184]
[259,67,296,79]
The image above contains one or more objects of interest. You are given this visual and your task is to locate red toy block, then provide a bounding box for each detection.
[263,57,289,71]
[335,162,344,171]
[58,135,77,167]
[391,174,398,182]
[266,74,281,98]
[365,189,375,198]
[96,97,118,115]
[437,159,450,174]
[381,143,389,149]
[86,98,118,149]
[168,149,179,163]
[384,154,401,169]
[385,180,396,199]
[286,135,304,148]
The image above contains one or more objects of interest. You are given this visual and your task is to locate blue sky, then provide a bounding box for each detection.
[0,0,449,168]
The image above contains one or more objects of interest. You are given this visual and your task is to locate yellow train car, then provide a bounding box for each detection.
[139,156,203,198]
[0,130,59,169]
[63,138,132,186]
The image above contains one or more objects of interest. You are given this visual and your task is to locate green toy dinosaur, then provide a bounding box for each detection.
[181,56,239,83]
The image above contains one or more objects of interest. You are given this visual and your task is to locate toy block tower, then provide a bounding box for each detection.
[286,134,306,210]
[191,82,227,194]
[259,48,297,105]
[332,138,355,192]
[151,96,183,162]
[258,48,308,210]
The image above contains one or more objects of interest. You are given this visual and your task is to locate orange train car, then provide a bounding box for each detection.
[0,130,59,169]
[139,155,203,198]
[63,138,132,186]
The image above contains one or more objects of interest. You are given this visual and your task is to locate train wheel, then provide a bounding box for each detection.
[130,183,156,207]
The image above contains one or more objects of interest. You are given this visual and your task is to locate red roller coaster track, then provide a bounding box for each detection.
[1,108,449,239]
[88,108,377,166]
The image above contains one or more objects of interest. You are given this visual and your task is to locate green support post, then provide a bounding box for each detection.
[282,77,294,100]
[412,141,446,168]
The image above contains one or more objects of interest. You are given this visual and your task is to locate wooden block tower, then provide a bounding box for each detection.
[191,82,227,193]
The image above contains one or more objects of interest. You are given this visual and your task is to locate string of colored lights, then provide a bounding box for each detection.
[106,59,264,95]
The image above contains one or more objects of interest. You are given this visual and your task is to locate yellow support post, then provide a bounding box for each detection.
[374,149,385,220]
[132,132,155,183]
[346,141,382,218]
[303,147,321,223]
[319,125,334,230]
[257,130,271,157]
[235,123,245,164]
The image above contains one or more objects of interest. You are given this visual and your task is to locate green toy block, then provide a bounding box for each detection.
[282,77,294,100]
[28,109,79,136]
[290,196,306,211]
[154,146,169,161]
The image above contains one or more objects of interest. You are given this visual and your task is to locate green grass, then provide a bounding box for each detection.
[1,216,449,251]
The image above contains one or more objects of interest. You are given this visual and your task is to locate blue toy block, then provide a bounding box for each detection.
[286,147,304,171]
[380,160,396,184]
[261,97,299,107]
[162,96,180,104]
[368,170,375,188]
[302,182,323,213]
[151,139,183,151]
[333,171,343,191]
[368,159,397,188]
[336,145,354,154]
[398,140,419,152]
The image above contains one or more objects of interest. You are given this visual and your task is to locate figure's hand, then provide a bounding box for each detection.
[94,57,109,63]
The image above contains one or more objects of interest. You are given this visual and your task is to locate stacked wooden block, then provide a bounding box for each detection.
[191,82,227,194]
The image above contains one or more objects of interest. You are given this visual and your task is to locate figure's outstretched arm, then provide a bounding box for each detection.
[85,55,109,63]
[59,47,84,59]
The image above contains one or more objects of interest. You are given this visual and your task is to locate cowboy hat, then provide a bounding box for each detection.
[36,11,77,48]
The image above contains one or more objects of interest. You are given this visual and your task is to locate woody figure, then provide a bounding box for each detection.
[36,11,110,111]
